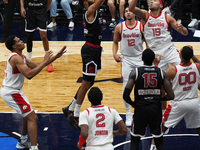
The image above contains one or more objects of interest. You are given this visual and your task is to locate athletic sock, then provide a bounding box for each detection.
[74,104,81,117]
[69,98,77,111]
[20,135,28,143]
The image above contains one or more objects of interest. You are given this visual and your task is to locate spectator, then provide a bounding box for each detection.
[107,0,117,28]
[118,0,132,23]
[47,0,74,28]
[0,0,27,43]
[162,0,183,23]
[188,0,200,27]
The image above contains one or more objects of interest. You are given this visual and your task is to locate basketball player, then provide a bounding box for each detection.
[128,1,188,148]
[162,46,200,142]
[20,0,54,72]
[62,0,105,130]
[0,35,66,150]
[123,49,174,150]
[129,0,188,71]
[77,87,127,150]
[112,6,144,126]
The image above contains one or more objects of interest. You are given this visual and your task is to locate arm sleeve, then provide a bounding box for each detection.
[123,88,135,107]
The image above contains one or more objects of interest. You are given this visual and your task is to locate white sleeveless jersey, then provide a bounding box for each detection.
[143,11,173,52]
[3,52,25,89]
[120,20,143,57]
[79,105,122,146]
[171,63,199,101]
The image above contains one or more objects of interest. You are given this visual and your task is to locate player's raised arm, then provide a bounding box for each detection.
[129,0,148,21]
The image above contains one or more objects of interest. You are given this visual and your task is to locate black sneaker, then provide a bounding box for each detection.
[0,36,7,43]
[62,106,73,126]
[68,114,80,130]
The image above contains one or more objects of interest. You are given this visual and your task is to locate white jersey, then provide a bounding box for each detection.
[143,11,173,52]
[3,52,25,89]
[79,105,122,147]
[120,20,143,57]
[171,63,199,101]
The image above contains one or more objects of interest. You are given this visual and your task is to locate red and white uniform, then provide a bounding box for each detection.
[120,20,143,82]
[79,105,122,150]
[143,11,180,71]
[163,63,200,128]
[0,52,33,117]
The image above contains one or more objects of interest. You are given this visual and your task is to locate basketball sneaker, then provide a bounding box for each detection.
[16,140,31,149]
[62,106,73,126]
[47,63,54,72]
[68,114,80,130]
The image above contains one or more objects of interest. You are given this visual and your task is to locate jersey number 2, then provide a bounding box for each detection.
[96,113,105,127]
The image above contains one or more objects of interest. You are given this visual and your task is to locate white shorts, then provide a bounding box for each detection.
[86,143,114,150]
[163,98,200,129]
[121,55,143,82]
[0,86,33,117]
[157,44,180,71]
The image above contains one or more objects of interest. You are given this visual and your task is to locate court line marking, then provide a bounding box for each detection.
[0,42,199,62]
[113,134,199,148]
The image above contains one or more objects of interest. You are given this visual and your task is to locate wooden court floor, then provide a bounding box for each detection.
[0,41,200,113]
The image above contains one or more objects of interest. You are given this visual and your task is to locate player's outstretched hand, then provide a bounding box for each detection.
[186,45,193,50]
[56,46,67,58]
[176,23,184,34]
[43,50,53,65]
[153,54,161,66]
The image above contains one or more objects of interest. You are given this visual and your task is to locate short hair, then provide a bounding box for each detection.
[142,48,155,65]
[181,46,193,60]
[5,35,16,51]
[88,87,103,105]
[125,4,129,10]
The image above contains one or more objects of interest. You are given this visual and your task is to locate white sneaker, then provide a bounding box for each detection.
[16,141,31,149]
[125,113,132,126]
[177,19,181,24]
[69,21,74,28]
[188,19,199,27]
[162,7,171,16]
[109,20,116,28]
[150,144,157,150]
[47,22,57,28]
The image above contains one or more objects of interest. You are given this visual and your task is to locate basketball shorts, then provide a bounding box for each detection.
[157,44,180,71]
[0,86,33,117]
[81,44,102,76]
[25,8,47,32]
[86,143,114,150]
[163,98,200,129]
[121,55,143,82]
[131,103,163,138]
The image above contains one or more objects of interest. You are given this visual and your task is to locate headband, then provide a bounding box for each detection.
[159,0,163,6]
